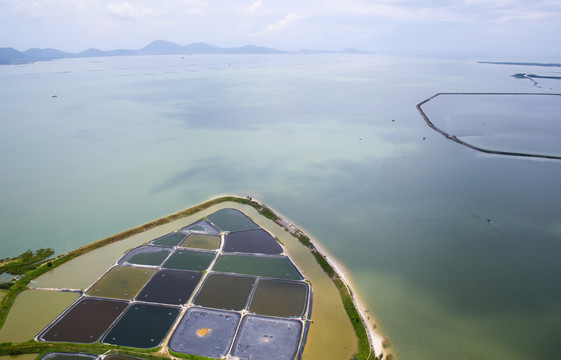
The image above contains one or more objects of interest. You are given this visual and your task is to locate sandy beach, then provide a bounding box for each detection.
[264,202,389,359]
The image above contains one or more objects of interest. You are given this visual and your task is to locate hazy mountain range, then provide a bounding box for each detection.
[0,40,367,65]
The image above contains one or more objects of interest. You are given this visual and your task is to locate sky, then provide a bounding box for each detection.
[1,0,560,57]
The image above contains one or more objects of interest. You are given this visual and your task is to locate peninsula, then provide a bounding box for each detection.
[0,196,390,360]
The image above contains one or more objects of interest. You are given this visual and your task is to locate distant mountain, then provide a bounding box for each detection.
[340,48,368,54]
[24,48,74,60]
[223,44,287,54]
[183,42,221,54]
[0,41,369,65]
[0,47,34,65]
[141,40,185,54]
[77,48,107,57]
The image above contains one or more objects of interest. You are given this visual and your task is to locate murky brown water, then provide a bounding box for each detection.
[249,279,308,317]
[85,266,155,300]
[0,290,79,343]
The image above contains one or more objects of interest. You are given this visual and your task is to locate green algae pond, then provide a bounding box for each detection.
[85,267,155,300]
[162,249,216,271]
[193,273,256,311]
[180,234,220,250]
[150,233,186,247]
[212,254,303,280]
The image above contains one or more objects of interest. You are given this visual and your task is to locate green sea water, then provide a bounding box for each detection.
[1,54,560,359]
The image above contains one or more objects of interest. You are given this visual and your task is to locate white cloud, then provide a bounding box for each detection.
[248,0,263,13]
[252,12,306,36]
[107,2,153,21]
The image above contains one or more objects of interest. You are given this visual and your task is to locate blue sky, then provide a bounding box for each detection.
[1,0,560,57]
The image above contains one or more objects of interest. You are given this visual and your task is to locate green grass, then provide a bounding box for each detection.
[0,249,55,276]
[168,349,216,360]
[0,340,172,359]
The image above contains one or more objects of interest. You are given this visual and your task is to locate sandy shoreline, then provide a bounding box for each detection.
[299,230,388,358]
[261,201,388,359]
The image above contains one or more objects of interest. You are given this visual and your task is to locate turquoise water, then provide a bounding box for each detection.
[1,54,560,359]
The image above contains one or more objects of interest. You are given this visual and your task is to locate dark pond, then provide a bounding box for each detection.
[150,232,187,247]
[193,273,256,311]
[207,208,259,232]
[135,269,202,305]
[231,315,302,360]
[223,229,283,255]
[41,354,98,360]
[102,303,180,348]
[40,298,128,343]
[249,279,308,318]
[169,308,240,358]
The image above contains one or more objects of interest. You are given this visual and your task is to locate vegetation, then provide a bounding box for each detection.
[0,195,379,360]
[0,340,195,360]
[168,349,215,360]
[0,248,54,279]
[296,233,313,248]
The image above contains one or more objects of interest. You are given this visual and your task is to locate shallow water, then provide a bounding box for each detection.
[248,279,308,317]
[85,266,155,300]
[0,290,79,343]
[193,273,256,311]
[1,54,561,359]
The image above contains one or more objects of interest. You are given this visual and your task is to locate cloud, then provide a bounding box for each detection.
[247,0,263,13]
[252,12,306,36]
[107,2,153,21]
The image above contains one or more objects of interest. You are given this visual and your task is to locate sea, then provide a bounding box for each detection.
[1,54,560,359]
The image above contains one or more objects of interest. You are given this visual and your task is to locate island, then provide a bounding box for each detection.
[0,196,391,360]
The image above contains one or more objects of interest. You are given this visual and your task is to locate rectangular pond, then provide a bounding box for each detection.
[39,298,128,343]
[213,254,303,280]
[102,303,181,348]
[193,273,256,311]
[169,308,241,359]
[223,229,283,255]
[248,279,309,318]
[231,315,303,360]
[85,266,156,300]
[134,269,202,305]
[180,234,221,250]
[162,249,216,271]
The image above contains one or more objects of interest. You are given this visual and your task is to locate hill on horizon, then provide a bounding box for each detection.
[0,40,367,65]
